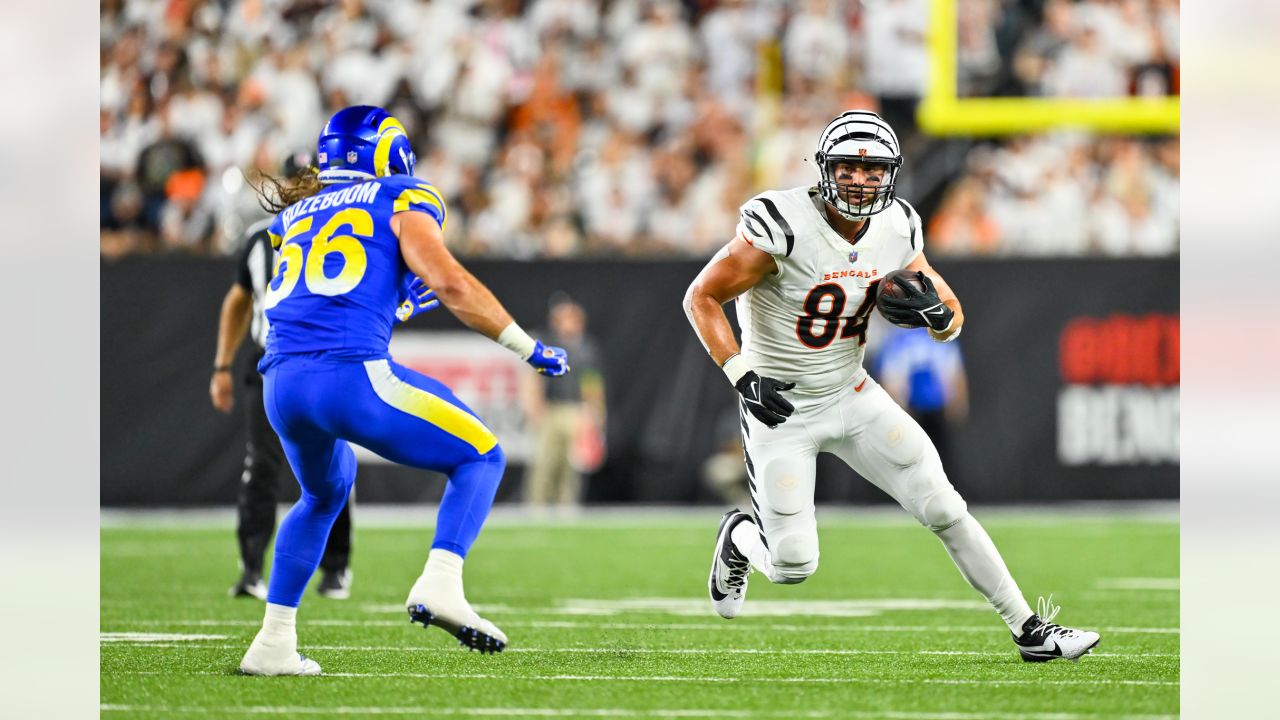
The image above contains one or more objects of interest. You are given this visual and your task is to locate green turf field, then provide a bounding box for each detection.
[101,510,1178,719]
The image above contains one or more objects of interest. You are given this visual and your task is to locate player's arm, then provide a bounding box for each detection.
[683,234,775,365]
[393,211,568,375]
[394,275,440,324]
[880,252,965,343]
[906,252,964,342]
[210,283,253,413]
[683,234,795,428]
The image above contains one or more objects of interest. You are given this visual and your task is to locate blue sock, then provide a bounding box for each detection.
[431,445,506,558]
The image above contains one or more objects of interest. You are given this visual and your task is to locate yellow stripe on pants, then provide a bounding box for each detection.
[363,360,497,454]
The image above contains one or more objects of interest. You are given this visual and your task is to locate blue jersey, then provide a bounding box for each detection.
[875,327,963,413]
[262,174,447,360]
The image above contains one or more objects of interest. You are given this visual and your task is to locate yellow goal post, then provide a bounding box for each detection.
[916,0,1180,136]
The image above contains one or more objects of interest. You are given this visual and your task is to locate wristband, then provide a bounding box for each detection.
[213,365,231,373]
[720,353,750,386]
[929,320,962,343]
[496,322,538,360]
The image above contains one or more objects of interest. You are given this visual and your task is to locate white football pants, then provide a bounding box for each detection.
[731,375,1033,632]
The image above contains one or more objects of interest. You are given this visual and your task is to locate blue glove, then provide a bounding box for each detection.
[395,276,440,323]
[527,340,570,376]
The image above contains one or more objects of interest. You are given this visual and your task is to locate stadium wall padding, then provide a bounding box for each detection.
[101,256,1178,506]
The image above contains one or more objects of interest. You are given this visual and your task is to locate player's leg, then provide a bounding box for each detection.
[709,400,821,618]
[829,380,1032,626]
[316,487,354,599]
[265,435,355,606]
[342,359,508,652]
[241,433,353,676]
[553,405,581,507]
[240,362,359,676]
[831,379,1099,660]
[232,370,280,599]
[525,415,559,507]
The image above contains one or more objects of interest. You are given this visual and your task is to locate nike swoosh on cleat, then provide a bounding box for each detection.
[709,513,747,605]
[1019,639,1061,655]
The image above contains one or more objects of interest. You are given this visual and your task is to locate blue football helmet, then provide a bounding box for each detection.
[316,106,416,184]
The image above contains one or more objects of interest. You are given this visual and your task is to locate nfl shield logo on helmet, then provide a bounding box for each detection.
[346,150,358,164]
[318,152,327,164]
[849,250,859,263]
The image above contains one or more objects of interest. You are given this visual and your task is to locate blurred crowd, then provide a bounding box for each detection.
[959,0,1179,98]
[100,0,1179,260]
[928,135,1178,256]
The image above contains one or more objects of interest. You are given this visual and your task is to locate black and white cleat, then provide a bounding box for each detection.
[408,604,507,654]
[708,509,753,619]
[1014,596,1101,662]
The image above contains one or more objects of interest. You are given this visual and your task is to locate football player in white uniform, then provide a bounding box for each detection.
[683,110,1100,662]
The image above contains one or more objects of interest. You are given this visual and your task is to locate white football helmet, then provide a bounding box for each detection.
[814,110,902,219]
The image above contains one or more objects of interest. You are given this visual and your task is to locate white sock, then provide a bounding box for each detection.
[730,518,778,582]
[424,548,465,579]
[262,603,297,637]
[933,514,1034,635]
[413,549,468,607]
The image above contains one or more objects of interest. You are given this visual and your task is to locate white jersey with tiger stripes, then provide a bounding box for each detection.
[734,186,924,396]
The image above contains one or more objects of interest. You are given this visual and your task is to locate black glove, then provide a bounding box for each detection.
[879,271,954,332]
[735,371,796,428]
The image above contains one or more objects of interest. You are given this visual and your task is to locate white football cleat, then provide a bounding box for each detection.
[1014,595,1101,662]
[405,573,507,654]
[239,630,322,676]
[708,509,753,619]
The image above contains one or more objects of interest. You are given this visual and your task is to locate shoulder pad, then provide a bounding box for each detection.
[890,198,920,251]
[267,214,285,249]
[376,173,420,191]
[384,176,448,229]
[739,192,796,257]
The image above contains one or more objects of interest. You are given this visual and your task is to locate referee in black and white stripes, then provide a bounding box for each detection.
[210,151,353,600]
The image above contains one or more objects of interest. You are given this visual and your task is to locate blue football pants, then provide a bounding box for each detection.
[261,355,506,607]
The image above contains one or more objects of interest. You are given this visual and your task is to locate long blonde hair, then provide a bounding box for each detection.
[253,165,324,214]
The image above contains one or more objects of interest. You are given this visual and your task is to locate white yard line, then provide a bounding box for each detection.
[108,619,1181,634]
[100,633,228,643]
[359,598,993,618]
[99,705,1177,720]
[323,672,1181,687]
[108,670,1178,687]
[100,642,1178,658]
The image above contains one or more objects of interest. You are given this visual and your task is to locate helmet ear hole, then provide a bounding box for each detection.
[373,117,411,177]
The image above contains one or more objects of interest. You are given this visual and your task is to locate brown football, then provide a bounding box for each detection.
[876,269,926,327]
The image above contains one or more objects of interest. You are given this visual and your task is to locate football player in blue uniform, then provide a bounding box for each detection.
[239,106,569,676]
